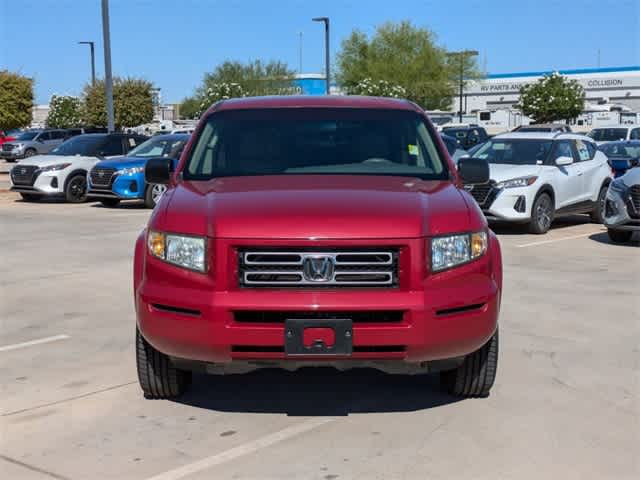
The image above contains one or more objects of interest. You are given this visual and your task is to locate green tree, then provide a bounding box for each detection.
[347,78,407,98]
[82,77,154,129]
[517,72,585,123]
[179,96,201,120]
[46,95,82,128]
[0,70,34,130]
[337,21,471,109]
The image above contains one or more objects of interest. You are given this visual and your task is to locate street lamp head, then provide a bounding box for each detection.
[78,41,94,45]
[312,17,329,23]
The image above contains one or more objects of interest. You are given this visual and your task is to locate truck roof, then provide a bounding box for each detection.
[209,95,421,114]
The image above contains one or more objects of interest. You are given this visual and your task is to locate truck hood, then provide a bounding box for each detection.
[488,163,542,183]
[157,175,474,239]
[17,154,101,169]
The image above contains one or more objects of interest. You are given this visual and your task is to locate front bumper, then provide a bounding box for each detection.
[467,183,531,222]
[88,172,145,199]
[10,169,65,195]
[135,235,502,368]
[0,150,24,161]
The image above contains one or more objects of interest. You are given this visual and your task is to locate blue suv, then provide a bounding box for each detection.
[87,134,190,208]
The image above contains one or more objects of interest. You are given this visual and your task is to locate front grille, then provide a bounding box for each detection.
[10,165,39,185]
[90,167,117,187]
[234,311,404,323]
[464,182,499,208]
[238,249,399,288]
[2,144,15,152]
[628,185,640,219]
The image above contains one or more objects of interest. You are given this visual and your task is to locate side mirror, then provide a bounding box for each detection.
[145,157,173,184]
[458,157,489,184]
[555,156,573,166]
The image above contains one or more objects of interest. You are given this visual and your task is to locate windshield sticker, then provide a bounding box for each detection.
[129,138,136,147]
[408,144,419,156]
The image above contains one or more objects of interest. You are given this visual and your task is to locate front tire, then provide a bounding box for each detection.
[441,329,498,397]
[100,198,121,207]
[528,192,554,234]
[136,329,191,399]
[20,193,40,202]
[65,174,87,203]
[607,229,633,243]
[590,185,608,224]
[24,148,37,158]
[144,183,167,209]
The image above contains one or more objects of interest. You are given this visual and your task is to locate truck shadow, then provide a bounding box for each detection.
[174,368,462,416]
[490,215,593,235]
[589,231,640,247]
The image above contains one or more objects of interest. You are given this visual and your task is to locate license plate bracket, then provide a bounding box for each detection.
[284,318,353,356]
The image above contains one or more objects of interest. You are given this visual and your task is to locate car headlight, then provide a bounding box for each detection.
[147,230,207,272]
[609,178,628,195]
[431,231,488,272]
[120,166,145,175]
[14,143,24,150]
[40,163,71,172]
[496,176,538,189]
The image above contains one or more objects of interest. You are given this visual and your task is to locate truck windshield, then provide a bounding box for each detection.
[184,108,448,180]
[588,128,628,142]
[472,139,553,165]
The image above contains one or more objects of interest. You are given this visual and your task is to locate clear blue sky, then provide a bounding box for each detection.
[1,0,638,104]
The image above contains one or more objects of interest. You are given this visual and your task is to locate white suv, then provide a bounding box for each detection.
[464,132,611,233]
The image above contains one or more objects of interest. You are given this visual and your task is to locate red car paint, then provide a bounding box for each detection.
[134,96,501,370]
[0,131,15,146]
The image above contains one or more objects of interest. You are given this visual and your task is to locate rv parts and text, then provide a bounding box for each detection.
[480,78,626,93]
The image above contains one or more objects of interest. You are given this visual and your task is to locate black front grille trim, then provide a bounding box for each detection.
[10,165,40,186]
[233,311,405,324]
[90,167,118,187]
[628,185,640,219]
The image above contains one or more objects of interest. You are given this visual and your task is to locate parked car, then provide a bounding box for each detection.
[604,166,640,243]
[0,129,68,161]
[63,126,109,139]
[134,96,502,400]
[440,133,467,165]
[441,126,489,150]
[9,133,147,202]
[588,125,640,145]
[88,133,189,208]
[598,140,640,177]
[512,123,572,133]
[0,130,16,147]
[464,132,611,233]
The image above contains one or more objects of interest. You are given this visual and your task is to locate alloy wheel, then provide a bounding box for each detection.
[151,184,167,205]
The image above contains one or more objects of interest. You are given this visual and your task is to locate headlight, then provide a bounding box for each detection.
[120,166,145,175]
[40,163,71,172]
[14,143,24,150]
[431,231,487,272]
[496,176,538,189]
[609,178,628,195]
[147,230,206,272]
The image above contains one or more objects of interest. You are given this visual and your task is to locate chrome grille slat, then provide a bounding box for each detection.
[90,167,117,187]
[239,249,398,288]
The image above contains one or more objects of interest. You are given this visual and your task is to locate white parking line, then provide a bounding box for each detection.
[146,417,335,480]
[516,232,597,248]
[0,334,70,353]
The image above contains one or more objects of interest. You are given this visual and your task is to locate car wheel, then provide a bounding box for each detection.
[607,229,632,243]
[590,185,608,224]
[441,328,498,397]
[24,149,37,158]
[144,183,167,209]
[528,192,554,234]
[20,193,40,202]
[136,328,191,399]
[100,198,121,207]
[65,174,88,203]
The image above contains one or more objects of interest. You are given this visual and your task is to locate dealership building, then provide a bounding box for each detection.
[452,66,640,113]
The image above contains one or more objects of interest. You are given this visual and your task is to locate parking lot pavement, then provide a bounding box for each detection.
[1,197,638,480]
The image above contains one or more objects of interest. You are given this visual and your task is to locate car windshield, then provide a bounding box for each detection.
[128,137,188,158]
[588,128,628,141]
[184,108,448,180]
[472,138,553,165]
[16,131,39,141]
[599,143,640,158]
[50,135,106,156]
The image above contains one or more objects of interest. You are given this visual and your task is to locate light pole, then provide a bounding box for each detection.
[312,17,330,95]
[78,41,95,86]
[447,50,479,122]
[101,0,115,132]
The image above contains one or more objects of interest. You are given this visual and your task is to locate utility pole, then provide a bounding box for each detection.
[312,17,330,95]
[298,31,303,74]
[597,49,601,68]
[447,50,479,123]
[101,0,115,132]
[78,41,95,85]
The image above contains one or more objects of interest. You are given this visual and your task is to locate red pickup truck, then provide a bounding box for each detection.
[135,96,502,399]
